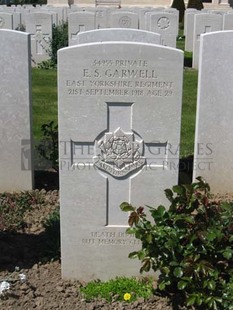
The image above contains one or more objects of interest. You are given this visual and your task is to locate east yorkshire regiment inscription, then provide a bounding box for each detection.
[65,59,174,97]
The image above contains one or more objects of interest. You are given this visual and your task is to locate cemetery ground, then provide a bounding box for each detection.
[0,190,191,310]
[1,48,198,309]
[2,38,230,309]
[0,67,204,309]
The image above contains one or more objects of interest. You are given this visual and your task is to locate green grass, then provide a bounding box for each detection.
[180,68,198,157]
[80,276,154,302]
[32,56,198,158]
[32,68,57,140]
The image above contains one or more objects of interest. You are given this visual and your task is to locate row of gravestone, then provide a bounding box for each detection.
[2,5,233,68]
[0,7,179,65]
[0,6,179,30]
[1,28,232,280]
[184,8,233,68]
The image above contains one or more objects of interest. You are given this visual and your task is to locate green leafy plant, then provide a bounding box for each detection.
[15,24,25,32]
[0,191,44,232]
[42,208,60,259]
[37,59,56,70]
[49,22,68,66]
[80,276,153,303]
[36,121,58,171]
[36,22,68,69]
[120,177,233,309]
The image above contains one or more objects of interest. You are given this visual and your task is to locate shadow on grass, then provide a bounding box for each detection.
[178,155,193,185]
[34,170,59,190]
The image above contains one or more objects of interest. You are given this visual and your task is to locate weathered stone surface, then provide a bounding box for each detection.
[25,12,52,66]
[78,28,161,44]
[0,30,33,191]
[58,41,183,280]
[193,31,233,193]
[192,13,222,69]
[68,11,95,46]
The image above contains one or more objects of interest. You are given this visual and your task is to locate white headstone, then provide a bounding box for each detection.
[58,41,183,281]
[223,13,233,30]
[68,11,95,46]
[184,10,198,52]
[25,12,53,66]
[192,13,222,69]
[184,8,197,37]
[95,8,108,29]
[1,8,21,30]
[0,12,13,29]
[0,30,33,191]
[46,6,66,24]
[12,11,21,30]
[138,8,152,30]
[109,11,139,29]
[193,31,233,193]
[15,6,30,26]
[77,28,161,44]
[35,9,58,25]
[147,12,179,47]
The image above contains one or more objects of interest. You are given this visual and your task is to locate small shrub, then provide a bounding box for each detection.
[0,191,44,232]
[120,177,233,309]
[36,22,68,69]
[36,121,58,171]
[80,276,153,302]
[50,22,68,65]
[42,208,60,259]
[15,24,25,32]
[37,59,56,70]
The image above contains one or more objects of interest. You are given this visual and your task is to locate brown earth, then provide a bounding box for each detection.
[1,175,232,310]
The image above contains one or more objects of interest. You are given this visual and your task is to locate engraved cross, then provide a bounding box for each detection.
[71,25,85,41]
[70,102,167,226]
[31,25,50,55]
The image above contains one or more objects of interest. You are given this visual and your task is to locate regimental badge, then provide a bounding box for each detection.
[93,127,145,178]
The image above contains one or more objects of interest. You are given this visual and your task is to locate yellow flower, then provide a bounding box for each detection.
[123,293,131,301]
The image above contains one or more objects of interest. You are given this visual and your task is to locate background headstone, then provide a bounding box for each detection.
[0,12,13,29]
[0,29,33,191]
[109,11,139,29]
[77,28,161,44]
[95,8,108,28]
[192,13,222,69]
[68,11,95,46]
[58,41,183,281]
[223,13,233,30]
[25,12,53,66]
[193,31,233,193]
[147,12,178,47]
[184,10,198,52]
